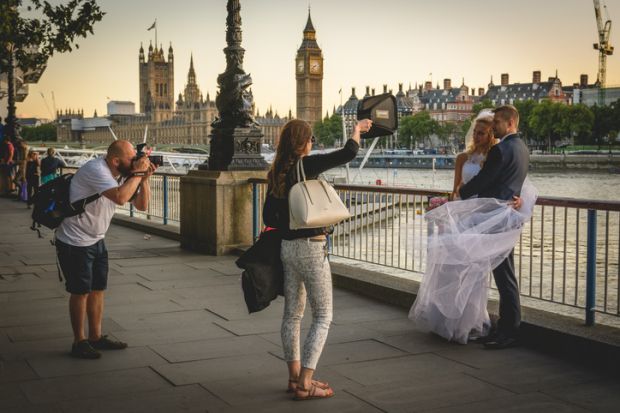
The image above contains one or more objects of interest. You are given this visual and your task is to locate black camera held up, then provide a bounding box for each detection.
[135,143,164,167]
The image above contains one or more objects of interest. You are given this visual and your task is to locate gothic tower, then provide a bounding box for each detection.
[182,54,201,106]
[296,10,323,125]
[139,41,175,122]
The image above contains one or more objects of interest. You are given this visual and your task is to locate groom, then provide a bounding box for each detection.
[459,105,529,350]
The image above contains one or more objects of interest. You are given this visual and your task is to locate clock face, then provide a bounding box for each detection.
[297,60,304,73]
[310,59,321,74]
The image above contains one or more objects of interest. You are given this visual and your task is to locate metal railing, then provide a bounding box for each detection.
[250,178,620,326]
[61,167,182,225]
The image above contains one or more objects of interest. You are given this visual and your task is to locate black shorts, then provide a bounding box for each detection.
[56,239,109,294]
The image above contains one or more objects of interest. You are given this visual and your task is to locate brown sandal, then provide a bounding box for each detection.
[287,379,330,393]
[293,383,335,401]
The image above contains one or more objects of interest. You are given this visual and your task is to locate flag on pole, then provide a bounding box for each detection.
[147,20,156,31]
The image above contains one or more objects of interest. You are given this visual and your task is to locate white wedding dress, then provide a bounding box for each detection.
[408,153,537,344]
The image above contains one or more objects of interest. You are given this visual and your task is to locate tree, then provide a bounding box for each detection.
[563,104,594,146]
[313,113,343,147]
[472,98,493,116]
[590,104,614,148]
[529,100,565,152]
[0,0,104,141]
[513,100,537,144]
[398,111,439,149]
[20,122,56,141]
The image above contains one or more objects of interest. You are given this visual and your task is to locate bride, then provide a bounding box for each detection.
[408,110,537,344]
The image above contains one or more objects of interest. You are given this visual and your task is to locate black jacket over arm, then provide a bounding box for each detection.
[459,134,529,201]
[263,139,359,240]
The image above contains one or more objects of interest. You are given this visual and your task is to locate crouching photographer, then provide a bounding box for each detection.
[55,140,157,359]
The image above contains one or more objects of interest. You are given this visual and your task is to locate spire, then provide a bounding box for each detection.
[304,7,315,33]
[188,53,196,80]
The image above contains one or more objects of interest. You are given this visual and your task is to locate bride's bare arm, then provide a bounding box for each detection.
[451,153,467,200]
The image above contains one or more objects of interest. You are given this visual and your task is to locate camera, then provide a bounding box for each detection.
[136,143,164,167]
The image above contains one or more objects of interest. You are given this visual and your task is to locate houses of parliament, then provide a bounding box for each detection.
[56,11,324,148]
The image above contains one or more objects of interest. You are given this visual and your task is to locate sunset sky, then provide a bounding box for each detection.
[16,0,620,120]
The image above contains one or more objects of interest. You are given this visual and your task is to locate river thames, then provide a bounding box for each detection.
[325,167,620,201]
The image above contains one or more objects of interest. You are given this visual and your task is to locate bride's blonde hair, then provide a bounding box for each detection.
[465,116,496,157]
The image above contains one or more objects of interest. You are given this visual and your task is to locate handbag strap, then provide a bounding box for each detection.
[296,157,307,183]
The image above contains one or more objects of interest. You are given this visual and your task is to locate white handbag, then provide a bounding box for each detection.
[288,158,351,230]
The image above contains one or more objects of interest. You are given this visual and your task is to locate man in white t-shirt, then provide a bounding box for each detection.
[56,140,154,359]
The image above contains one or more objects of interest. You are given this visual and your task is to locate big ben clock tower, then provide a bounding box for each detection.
[296,10,323,125]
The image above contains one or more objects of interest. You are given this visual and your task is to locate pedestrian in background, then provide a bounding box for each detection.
[41,147,66,184]
[25,150,41,208]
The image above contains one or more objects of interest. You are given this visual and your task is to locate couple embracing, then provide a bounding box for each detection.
[410,105,537,349]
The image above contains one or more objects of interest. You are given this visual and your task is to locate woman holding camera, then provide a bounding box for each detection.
[263,118,372,401]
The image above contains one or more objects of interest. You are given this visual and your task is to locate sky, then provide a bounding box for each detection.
[16,0,620,120]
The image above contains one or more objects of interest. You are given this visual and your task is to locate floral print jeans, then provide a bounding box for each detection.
[280,238,332,370]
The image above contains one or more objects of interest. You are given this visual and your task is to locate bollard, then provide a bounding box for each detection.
[585,209,597,326]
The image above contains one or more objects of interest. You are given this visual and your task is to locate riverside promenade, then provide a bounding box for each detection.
[1,197,619,412]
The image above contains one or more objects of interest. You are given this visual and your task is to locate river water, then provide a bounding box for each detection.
[325,167,620,202]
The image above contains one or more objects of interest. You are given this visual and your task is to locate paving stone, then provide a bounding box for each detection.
[133,264,223,281]
[373,331,457,354]
[318,339,408,366]
[355,317,419,337]
[0,274,59,293]
[152,353,282,386]
[0,337,73,362]
[107,250,159,260]
[104,300,184,316]
[542,379,620,412]
[106,274,150,286]
[433,344,556,370]
[26,345,167,378]
[203,296,287,321]
[0,403,63,412]
[466,358,606,394]
[332,305,406,325]
[0,382,31,409]
[138,274,237,291]
[344,374,513,412]
[203,372,382,413]
[60,384,229,413]
[168,284,243,300]
[113,256,204,268]
[330,353,474,386]
[112,324,233,346]
[150,335,280,363]
[259,323,379,348]
[0,289,64,302]
[0,360,38,383]
[19,367,171,404]
[428,392,590,413]
[5,318,123,342]
[214,317,303,336]
[110,309,221,331]
[267,338,408,368]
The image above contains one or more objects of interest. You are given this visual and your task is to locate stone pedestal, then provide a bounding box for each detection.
[180,169,267,255]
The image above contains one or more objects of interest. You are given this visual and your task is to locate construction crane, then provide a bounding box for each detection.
[593,0,614,105]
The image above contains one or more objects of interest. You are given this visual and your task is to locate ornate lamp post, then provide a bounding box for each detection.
[206,0,268,171]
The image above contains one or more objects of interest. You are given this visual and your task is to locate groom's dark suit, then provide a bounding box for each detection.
[459,133,530,337]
